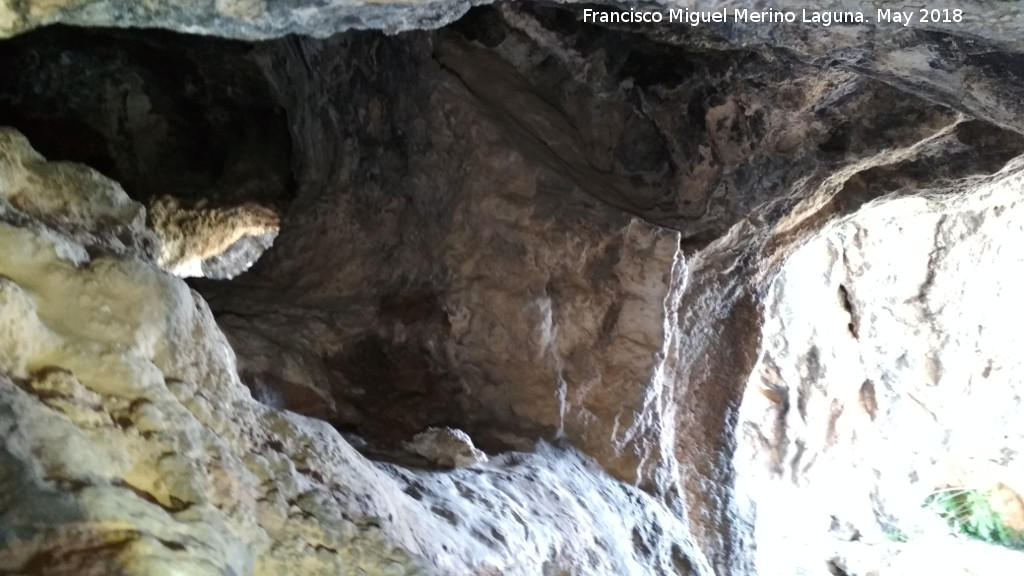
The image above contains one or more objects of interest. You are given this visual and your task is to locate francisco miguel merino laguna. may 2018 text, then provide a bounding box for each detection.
[580,7,965,27]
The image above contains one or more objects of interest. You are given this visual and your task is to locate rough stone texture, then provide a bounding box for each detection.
[405,427,488,469]
[0,26,294,211]
[201,18,703,497]
[0,127,714,575]
[0,26,291,279]
[148,194,280,278]
[0,0,481,38]
[2,1,1024,575]
[191,9,1024,571]
[0,128,157,261]
[737,155,1024,575]
[2,0,1024,48]
[2,0,1024,156]
[201,231,279,279]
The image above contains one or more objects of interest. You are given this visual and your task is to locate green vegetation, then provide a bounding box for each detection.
[882,527,909,543]
[923,487,1024,550]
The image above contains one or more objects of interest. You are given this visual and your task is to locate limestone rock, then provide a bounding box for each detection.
[0,127,156,262]
[200,231,279,280]
[0,0,479,38]
[147,195,280,278]
[737,151,1024,574]
[0,127,713,576]
[198,20,699,494]
[406,427,488,469]
[3,2,1024,574]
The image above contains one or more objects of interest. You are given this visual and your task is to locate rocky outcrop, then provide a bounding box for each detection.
[2,0,1023,48]
[196,9,1024,571]
[3,1,1024,575]
[148,194,280,278]
[0,26,291,279]
[0,127,713,575]
[0,0,479,38]
[738,152,1024,575]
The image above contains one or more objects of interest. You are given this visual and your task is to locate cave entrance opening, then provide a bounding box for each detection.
[0,25,295,280]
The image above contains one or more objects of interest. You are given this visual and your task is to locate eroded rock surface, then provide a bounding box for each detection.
[148,194,280,278]
[406,427,488,469]
[2,1,1024,574]
[189,9,1024,571]
[738,154,1024,575]
[0,127,713,575]
[0,26,292,278]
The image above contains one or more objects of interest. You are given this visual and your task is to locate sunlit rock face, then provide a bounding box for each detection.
[739,153,1024,574]
[2,0,1024,575]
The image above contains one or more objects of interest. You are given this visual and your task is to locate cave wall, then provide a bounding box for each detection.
[738,146,1024,575]
[196,6,1024,571]
[2,0,1024,575]
[0,127,714,575]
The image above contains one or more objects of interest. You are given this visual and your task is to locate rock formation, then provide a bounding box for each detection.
[1,1,1024,575]
[148,194,280,278]
[0,126,711,575]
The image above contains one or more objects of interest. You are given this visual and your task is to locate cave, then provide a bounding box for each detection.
[1,1,1024,575]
